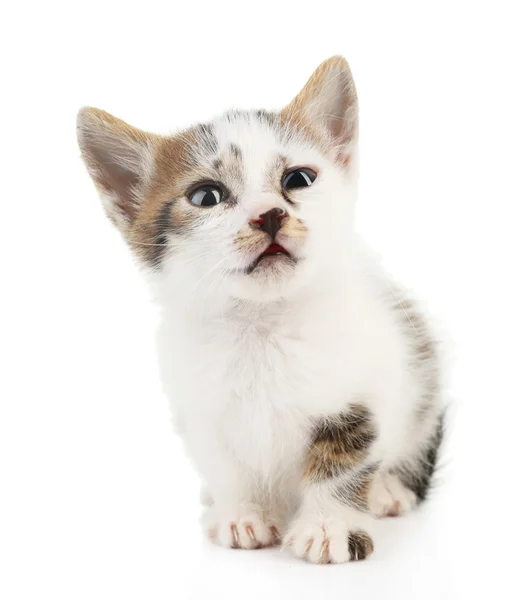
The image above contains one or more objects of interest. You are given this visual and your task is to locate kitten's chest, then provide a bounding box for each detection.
[199,321,309,405]
[186,313,357,416]
[162,310,360,472]
[164,321,305,470]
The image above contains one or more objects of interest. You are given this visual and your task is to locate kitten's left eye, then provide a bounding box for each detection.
[189,185,224,207]
[282,168,317,191]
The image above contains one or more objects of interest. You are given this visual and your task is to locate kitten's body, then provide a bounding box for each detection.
[78,57,443,563]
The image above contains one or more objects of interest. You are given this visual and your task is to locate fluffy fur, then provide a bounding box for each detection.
[77,56,444,563]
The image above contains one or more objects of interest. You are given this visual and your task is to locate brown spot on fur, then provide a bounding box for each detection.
[347,531,374,561]
[78,109,231,267]
[304,404,377,482]
[214,144,244,194]
[255,109,278,128]
[128,128,213,265]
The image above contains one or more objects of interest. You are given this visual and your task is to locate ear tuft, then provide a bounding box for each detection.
[77,107,156,231]
[282,56,358,168]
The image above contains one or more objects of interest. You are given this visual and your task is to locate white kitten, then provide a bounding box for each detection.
[77,56,443,563]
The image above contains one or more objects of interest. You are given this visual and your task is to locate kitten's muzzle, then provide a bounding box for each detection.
[250,208,287,240]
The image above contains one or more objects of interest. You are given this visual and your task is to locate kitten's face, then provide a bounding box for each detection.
[78,57,358,302]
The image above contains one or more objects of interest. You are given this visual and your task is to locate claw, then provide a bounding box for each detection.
[319,539,330,563]
[230,523,239,548]
[245,525,256,541]
[304,538,314,555]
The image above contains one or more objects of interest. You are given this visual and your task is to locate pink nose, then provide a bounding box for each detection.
[250,208,287,239]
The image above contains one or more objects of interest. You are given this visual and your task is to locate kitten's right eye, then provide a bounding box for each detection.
[282,167,317,191]
[188,185,224,207]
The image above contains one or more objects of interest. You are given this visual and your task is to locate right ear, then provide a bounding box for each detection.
[77,107,157,232]
[281,56,358,169]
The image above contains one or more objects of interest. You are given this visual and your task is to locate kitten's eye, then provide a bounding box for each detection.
[282,168,317,191]
[189,185,223,207]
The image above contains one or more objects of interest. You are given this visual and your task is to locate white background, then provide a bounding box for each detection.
[1,1,531,598]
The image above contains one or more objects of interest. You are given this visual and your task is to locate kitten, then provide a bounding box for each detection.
[77,56,444,563]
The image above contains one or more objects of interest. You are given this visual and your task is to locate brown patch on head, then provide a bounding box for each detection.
[304,404,377,482]
[280,56,358,166]
[255,109,279,129]
[78,108,229,267]
[128,126,219,266]
[211,143,244,193]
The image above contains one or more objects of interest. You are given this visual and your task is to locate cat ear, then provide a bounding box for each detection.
[77,107,156,231]
[282,56,358,168]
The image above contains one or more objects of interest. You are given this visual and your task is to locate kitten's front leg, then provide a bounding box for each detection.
[284,403,378,563]
[186,428,281,549]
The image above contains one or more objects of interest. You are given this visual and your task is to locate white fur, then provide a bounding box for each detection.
[143,111,441,560]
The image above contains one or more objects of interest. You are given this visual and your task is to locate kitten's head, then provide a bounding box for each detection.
[78,56,358,303]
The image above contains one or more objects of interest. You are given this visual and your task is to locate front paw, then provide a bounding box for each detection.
[202,503,281,549]
[367,472,418,517]
[284,516,374,564]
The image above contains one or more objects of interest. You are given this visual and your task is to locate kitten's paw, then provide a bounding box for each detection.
[367,472,418,517]
[284,516,373,564]
[202,503,281,549]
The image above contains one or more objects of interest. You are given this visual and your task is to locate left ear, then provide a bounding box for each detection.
[282,56,358,168]
[77,107,157,233]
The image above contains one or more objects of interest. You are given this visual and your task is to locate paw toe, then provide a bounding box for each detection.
[285,518,373,564]
[368,473,418,517]
[203,504,281,549]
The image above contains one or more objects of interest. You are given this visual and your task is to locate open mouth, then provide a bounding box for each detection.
[246,243,293,273]
[260,243,290,258]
